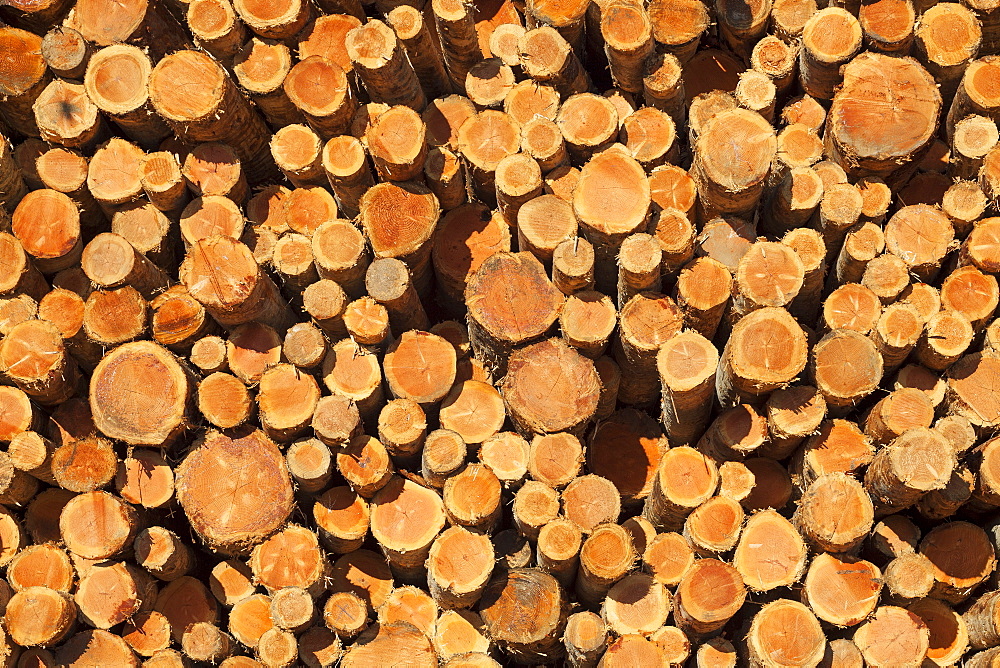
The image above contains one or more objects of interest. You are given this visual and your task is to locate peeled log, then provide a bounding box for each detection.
[175,428,294,555]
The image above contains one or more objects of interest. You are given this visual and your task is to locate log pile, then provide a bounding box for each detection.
[5,0,1000,665]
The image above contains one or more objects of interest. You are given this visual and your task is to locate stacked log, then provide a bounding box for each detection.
[2,2,1000,666]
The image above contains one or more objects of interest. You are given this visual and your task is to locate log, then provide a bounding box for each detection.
[139,151,189,216]
[34,148,101,230]
[187,0,245,65]
[122,611,172,657]
[716,306,807,407]
[232,0,310,41]
[827,53,941,185]
[673,558,745,637]
[803,552,882,628]
[443,463,502,531]
[176,428,294,555]
[683,496,743,555]
[387,6,450,100]
[915,3,980,100]
[643,446,718,531]
[601,2,653,93]
[83,45,169,149]
[854,606,930,667]
[656,330,717,446]
[0,319,81,407]
[646,0,708,63]
[0,28,52,138]
[747,600,826,668]
[693,109,776,221]
[864,427,954,515]
[751,36,798,98]
[323,590,368,639]
[733,509,807,592]
[11,189,82,275]
[150,50,275,183]
[38,24,88,81]
[232,38,304,129]
[794,473,874,553]
[563,611,607,667]
[5,587,75,648]
[370,475,446,581]
[575,523,635,607]
[478,432,530,489]
[182,142,248,204]
[465,59,516,110]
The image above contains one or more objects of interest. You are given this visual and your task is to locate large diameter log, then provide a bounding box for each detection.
[89,341,190,446]
[149,50,276,183]
[370,476,445,581]
[826,53,941,185]
[176,428,294,555]
[479,569,567,664]
[716,306,808,407]
[501,338,601,438]
[466,252,564,377]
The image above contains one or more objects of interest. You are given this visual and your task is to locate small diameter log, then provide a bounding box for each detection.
[270,125,324,188]
[182,143,248,204]
[646,0,708,63]
[387,6,449,101]
[84,45,169,149]
[920,521,995,603]
[551,237,596,296]
[601,2,654,94]
[495,153,543,228]
[140,151,189,215]
[643,446,718,531]
[257,363,319,443]
[799,8,862,100]
[865,387,935,446]
[536,518,582,589]
[40,25,90,79]
[116,451,175,510]
[150,50,275,183]
[716,306,807,407]
[443,464,502,531]
[478,432,530,489]
[227,592,273,647]
[208,559,259,604]
[559,291,617,359]
[366,258,430,334]
[521,117,568,173]
[232,0,310,41]
[574,523,635,608]
[0,234,47,301]
[794,473,874,553]
[378,399,427,461]
[562,474,621,533]
[804,552,882,627]
[421,429,466,490]
[883,552,935,601]
[747,600,826,668]
[951,115,997,181]
[812,328,883,414]
[693,109,776,221]
[344,19,424,111]
[383,330,455,408]
[864,427,955,515]
[50,435,117,493]
[916,3,981,100]
[643,532,694,590]
[827,53,941,184]
[232,38,303,129]
[683,496,744,555]
[341,299,390,350]
[764,167,824,238]
[323,591,367,639]
[572,150,652,293]
[59,491,138,561]
[249,525,329,597]
[657,330,718,446]
[617,233,662,307]
[31,79,105,151]
[312,219,368,299]
[35,148,101,230]
[314,486,368,555]
[370,475,446,581]
[0,320,80,406]
[465,59,516,110]
[81,233,169,299]
[620,108,677,170]
[762,385,826,459]
[284,322,327,370]
[82,286,149,349]
[176,428,294,555]
[285,438,332,493]
[440,381,505,447]
[122,611,171,657]
[335,435,393,499]
[430,0,483,94]
[5,587,75,648]
[642,53,685,126]
[734,509,808,592]
[424,146,466,212]
[377,586,437,636]
[854,606,930,667]
[872,302,923,372]
[751,35,798,98]
[909,598,968,666]
[427,527,494,609]
[503,82,560,129]
[8,432,56,484]
[563,611,607,667]
[181,236,293,332]
[673,558,745,638]
[187,0,245,64]
[516,196,576,268]
[518,26,590,97]
[282,57,356,143]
